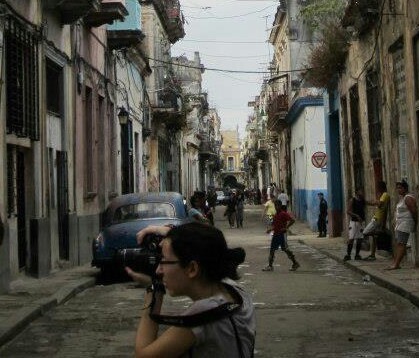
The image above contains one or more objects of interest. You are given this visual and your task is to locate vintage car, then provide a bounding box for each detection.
[92,192,191,273]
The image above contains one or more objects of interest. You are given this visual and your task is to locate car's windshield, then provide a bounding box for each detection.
[216,191,224,196]
[112,202,176,223]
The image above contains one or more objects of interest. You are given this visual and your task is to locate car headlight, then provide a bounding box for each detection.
[93,234,104,250]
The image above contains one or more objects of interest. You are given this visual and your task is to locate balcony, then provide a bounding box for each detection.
[107,0,144,49]
[44,0,100,24]
[267,93,288,132]
[342,0,380,37]
[199,140,217,160]
[84,0,128,27]
[165,0,185,43]
[148,0,185,44]
[152,91,185,131]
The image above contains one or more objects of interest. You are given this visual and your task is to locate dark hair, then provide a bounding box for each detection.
[274,200,283,211]
[318,192,323,197]
[168,222,245,281]
[396,180,409,191]
[377,181,387,192]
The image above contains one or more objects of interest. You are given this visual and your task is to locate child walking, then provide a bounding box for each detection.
[262,200,300,272]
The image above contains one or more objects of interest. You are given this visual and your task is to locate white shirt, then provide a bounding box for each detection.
[278,193,289,206]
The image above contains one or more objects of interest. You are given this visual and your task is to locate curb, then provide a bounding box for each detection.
[299,239,419,309]
[0,276,96,347]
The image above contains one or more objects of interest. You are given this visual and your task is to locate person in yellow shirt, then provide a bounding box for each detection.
[362,181,390,261]
[262,194,276,233]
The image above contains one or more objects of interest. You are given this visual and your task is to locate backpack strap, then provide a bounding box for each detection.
[149,283,243,327]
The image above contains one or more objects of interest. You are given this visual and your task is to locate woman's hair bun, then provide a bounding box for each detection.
[226,247,246,265]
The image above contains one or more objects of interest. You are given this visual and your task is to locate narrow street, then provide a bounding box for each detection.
[1,205,419,357]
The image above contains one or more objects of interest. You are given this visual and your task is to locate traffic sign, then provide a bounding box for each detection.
[311,151,327,168]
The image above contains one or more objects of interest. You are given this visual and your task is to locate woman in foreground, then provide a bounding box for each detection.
[128,222,255,358]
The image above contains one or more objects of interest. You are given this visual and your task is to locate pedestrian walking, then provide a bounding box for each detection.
[262,200,300,272]
[317,193,328,237]
[128,222,256,357]
[224,191,237,228]
[344,188,366,261]
[363,181,390,261]
[235,191,245,228]
[261,194,276,233]
[387,180,417,270]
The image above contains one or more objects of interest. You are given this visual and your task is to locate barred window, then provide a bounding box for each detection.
[5,18,39,140]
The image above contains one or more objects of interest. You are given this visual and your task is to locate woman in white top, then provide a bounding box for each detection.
[389,181,417,270]
[128,222,256,357]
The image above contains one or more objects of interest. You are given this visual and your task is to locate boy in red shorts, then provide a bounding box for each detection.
[262,200,300,272]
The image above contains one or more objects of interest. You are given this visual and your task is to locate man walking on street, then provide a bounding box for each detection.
[262,200,300,272]
[363,181,390,261]
[317,193,328,237]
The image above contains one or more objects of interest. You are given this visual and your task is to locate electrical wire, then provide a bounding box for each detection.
[183,4,276,19]
[148,56,312,74]
[181,39,267,44]
[175,47,269,59]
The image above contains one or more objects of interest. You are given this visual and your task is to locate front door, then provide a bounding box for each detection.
[57,151,69,260]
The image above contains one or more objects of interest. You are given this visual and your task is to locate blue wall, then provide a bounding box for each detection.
[293,189,328,231]
[108,0,141,31]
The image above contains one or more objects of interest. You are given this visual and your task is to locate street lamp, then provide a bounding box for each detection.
[118,106,129,125]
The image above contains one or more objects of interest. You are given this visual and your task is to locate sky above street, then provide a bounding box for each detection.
[172,0,279,138]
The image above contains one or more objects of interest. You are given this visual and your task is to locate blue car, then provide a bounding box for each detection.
[92,192,191,273]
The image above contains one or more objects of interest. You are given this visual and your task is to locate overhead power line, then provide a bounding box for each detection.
[184,4,276,19]
[148,56,310,74]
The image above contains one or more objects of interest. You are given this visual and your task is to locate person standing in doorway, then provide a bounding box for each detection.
[262,200,300,272]
[344,188,366,261]
[363,181,390,261]
[387,181,417,270]
[317,193,328,237]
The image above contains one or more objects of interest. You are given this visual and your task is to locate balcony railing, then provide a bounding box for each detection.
[107,0,144,48]
[84,0,128,27]
[145,0,185,43]
[107,1,145,49]
[267,93,288,131]
[199,140,217,160]
[44,0,100,24]
[342,0,380,37]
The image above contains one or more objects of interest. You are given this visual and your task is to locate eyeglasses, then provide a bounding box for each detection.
[159,260,180,265]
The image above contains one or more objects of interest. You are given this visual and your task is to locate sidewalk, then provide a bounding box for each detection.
[0,264,98,347]
[299,234,419,308]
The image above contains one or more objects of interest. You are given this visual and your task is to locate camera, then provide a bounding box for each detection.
[116,234,163,276]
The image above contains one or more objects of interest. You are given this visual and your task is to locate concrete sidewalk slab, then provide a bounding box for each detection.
[0,264,98,347]
[300,234,419,309]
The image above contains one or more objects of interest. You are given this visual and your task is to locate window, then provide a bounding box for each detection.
[228,157,234,171]
[85,87,94,193]
[349,85,364,191]
[5,18,39,140]
[46,59,62,115]
[108,102,116,192]
[366,70,381,159]
[414,34,419,101]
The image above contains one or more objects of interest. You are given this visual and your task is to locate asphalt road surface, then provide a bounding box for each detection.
[1,205,419,357]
